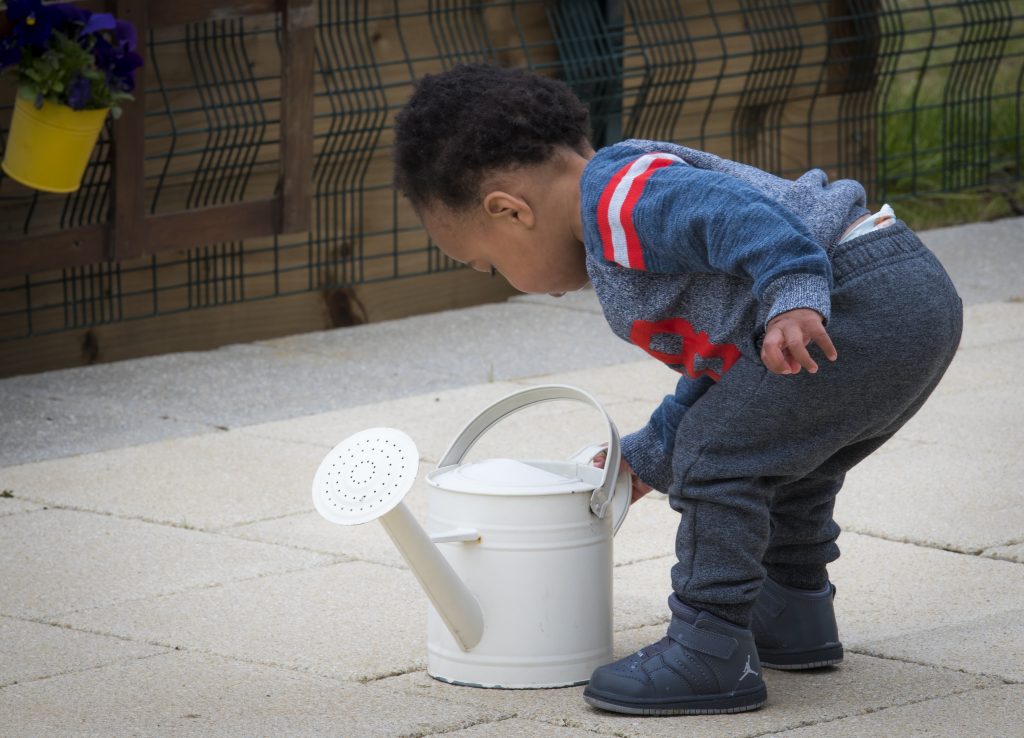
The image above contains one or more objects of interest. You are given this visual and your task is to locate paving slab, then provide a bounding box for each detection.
[0,616,166,688]
[0,509,332,619]
[929,337,1023,396]
[57,560,432,682]
[430,717,604,737]
[828,533,1024,647]
[0,432,332,531]
[385,634,995,738]
[0,494,42,516]
[611,493,679,566]
[984,542,1024,563]
[259,300,642,390]
[855,608,1024,683]
[836,443,1024,554]
[0,650,509,738]
[1,342,458,429]
[896,384,1024,455]
[954,301,1024,349]
[230,509,413,567]
[613,555,679,631]
[767,684,1024,738]
[921,216,1024,305]
[236,381,537,462]
[0,391,213,467]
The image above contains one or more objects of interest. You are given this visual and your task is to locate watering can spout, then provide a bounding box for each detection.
[378,503,485,652]
[310,427,484,653]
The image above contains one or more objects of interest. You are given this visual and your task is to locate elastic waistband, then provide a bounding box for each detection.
[828,220,924,284]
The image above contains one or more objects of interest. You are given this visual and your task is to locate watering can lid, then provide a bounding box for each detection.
[427,458,597,496]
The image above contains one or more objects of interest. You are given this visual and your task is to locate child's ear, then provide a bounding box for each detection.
[483,191,535,228]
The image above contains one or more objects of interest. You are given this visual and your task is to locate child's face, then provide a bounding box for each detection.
[421,205,588,296]
[418,149,591,296]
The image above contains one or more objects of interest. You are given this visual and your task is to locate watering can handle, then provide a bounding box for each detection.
[436,385,623,521]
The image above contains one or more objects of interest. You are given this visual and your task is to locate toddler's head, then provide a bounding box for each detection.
[393,64,594,295]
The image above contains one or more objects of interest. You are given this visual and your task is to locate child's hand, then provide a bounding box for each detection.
[592,449,654,504]
[761,308,838,375]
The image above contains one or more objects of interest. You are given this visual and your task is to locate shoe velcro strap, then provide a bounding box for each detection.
[667,618,738,660]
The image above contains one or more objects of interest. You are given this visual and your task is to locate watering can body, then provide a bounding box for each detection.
[424,459,617,688]
[422,385,630,688]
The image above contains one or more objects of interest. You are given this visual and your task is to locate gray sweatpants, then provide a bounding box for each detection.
[668,221,963,627]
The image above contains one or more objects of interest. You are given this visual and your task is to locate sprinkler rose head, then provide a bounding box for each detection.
[312,427,419,526]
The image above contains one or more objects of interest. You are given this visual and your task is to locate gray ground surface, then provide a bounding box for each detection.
[1,216,1022,737]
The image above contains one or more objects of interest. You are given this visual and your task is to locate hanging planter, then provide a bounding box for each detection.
[0,0,142,193]
[4,91,108,192]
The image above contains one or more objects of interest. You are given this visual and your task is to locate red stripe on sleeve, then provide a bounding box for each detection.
[619,157,675,271]
[596,160,635,263]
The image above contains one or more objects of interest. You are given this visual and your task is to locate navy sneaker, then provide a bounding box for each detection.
[583,596,767,715]
[752,576,844,670]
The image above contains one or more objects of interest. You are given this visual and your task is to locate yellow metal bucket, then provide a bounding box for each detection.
[2,95,109,193]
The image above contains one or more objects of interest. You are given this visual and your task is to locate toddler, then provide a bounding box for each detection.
[392,64,962,716]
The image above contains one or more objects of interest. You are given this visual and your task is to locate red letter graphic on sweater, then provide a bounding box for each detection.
[630,318,741,381]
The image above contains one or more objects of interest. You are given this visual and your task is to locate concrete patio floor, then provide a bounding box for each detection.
[1,216,1022,737]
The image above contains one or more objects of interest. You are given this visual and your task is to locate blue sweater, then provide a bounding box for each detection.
[581,140,869,492]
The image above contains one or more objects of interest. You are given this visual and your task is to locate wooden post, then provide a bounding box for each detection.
[279,0,316,233]
[110,0,148,261]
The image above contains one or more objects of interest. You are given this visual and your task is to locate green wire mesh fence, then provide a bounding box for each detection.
[0,0,1021,344]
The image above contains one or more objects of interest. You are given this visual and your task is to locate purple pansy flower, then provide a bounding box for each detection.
[6,0,61,50]
[81,12,116,36]
[114,19,137,52]
[90,34,142,92]
[67,72,92,109]
[113,50,142,90]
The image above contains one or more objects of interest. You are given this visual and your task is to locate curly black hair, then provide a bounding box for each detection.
[393,64,591,212]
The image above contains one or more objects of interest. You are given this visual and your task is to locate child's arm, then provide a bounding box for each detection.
[620,374,713,496]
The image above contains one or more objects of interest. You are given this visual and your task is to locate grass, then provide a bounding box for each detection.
[876,0,1023,229]
[887,182,1024,230]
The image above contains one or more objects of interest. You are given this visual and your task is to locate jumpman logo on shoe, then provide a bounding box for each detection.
[739,654,759,682]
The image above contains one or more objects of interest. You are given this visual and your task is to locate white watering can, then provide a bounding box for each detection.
[311,385,631,689]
